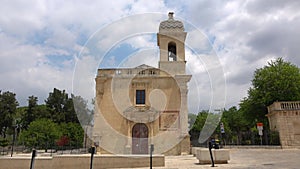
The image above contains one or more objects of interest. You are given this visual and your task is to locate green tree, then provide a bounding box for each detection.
[240,58,300,125]
[22,96,38,129]
[190,110,222,145]
[45,88,79,123]
[72,95,94,126]
[20,96,52,130]
[35,105,52,119]
[0,91,19,138]
[63,97,79,123]
[0,137,9,154]
[221,106,251,144]
[222,107,249,134]
[191,110,209,132]
[19,119,61,151]
[59,122,84,148]
[188,113,197,130]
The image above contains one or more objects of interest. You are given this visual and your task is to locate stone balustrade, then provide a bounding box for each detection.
[268,101,300,112]
[97,67,160,77]
[267,101,300,148]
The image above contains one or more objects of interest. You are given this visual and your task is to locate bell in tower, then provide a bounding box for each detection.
[157,12,187,75]
[168,42,177,61]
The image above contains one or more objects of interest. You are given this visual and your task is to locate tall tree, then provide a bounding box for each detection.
[45,88,79,123]
[23,96,38,129]
[221,106,251,144]
[240,58,300,125]
[191,110,209,132]
[221,106,249,134]
[0,91,19,138]
[72,95,93,126]
[45,88,68,123]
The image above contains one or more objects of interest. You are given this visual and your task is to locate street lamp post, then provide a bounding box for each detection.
[10,124,17,157]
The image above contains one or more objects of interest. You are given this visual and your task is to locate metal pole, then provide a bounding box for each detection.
[208,141,214,167]
[223,133,226,147]
[10,126,16,157]
[150,144,154,169]
[150,150,152,169]
[90,147,95,169]
[30,149,36,169]
[220,133,223,148]
[84,126,87,149]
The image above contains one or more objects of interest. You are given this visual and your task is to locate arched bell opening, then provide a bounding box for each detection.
[168,42,177,61]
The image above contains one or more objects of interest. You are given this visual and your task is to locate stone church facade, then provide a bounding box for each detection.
[93,12,191,155]
[267,101,300,148]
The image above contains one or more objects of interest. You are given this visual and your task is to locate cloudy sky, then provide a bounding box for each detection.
[1,0,300,113]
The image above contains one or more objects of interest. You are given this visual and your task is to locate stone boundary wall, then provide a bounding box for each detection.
[267,101,300,148]
[224,145,282,149]
[0,155,165,169]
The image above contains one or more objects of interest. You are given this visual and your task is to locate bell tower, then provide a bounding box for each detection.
[157,12,191,154]
[157,12,187,75]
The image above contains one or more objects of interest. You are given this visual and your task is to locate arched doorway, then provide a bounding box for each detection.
[132,123,148,154]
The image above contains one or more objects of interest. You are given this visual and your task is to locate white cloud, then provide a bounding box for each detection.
[126,35,156,49]
[120,48,159,68]
[0,32,74,105]
[1,0,300,112]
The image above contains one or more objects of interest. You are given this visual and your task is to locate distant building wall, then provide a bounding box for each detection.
[267,101,300,148]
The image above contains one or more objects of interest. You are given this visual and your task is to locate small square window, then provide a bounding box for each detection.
[136,90,145,104]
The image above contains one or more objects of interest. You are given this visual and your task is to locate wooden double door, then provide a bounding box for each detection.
[132,123,148,154]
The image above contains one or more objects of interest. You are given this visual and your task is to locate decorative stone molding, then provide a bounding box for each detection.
[123,106,160,123]
[159,12,184,32]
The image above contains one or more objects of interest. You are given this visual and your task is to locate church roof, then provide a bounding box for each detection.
[159,12,184,32]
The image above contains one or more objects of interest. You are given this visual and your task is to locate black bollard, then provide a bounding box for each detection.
[30,149,37,169]
[150,144,154,169]
[90,147,96,169]
[208,141,214,167]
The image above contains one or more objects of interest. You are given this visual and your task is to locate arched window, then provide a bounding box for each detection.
[168,42,177,61]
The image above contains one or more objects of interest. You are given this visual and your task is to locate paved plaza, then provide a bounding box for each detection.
[125,149,300,169]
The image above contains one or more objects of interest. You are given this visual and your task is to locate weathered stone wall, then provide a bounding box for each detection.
[267,101,300,148]
[94,70,191,155]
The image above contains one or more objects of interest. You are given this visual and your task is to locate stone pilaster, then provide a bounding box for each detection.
[174,75,191,155]
[175,75,191,136]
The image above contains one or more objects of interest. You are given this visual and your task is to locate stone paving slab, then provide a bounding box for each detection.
[121,149,300,169]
